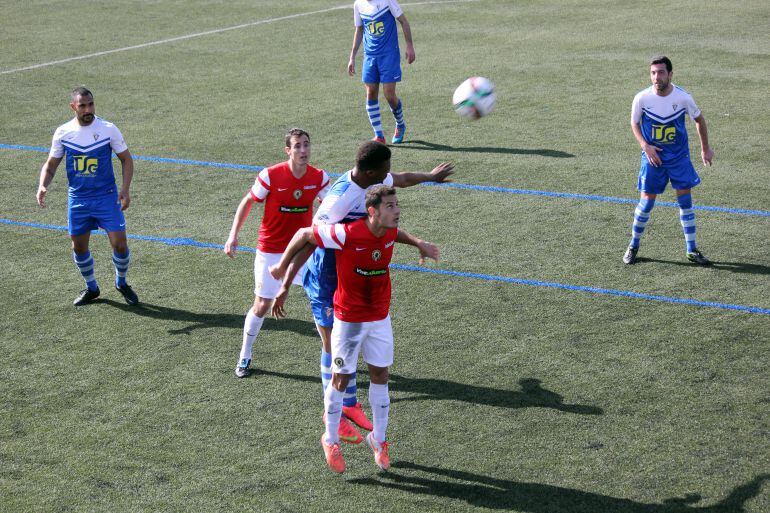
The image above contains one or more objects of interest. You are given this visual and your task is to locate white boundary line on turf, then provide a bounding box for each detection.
[0,0,478,75]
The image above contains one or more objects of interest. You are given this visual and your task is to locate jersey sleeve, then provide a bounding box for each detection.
[685,93,701,120]
[630,92,643,124]
[353,2,363,26]
[317,170,331,202]
[384,173,394,187]
[314,183,356,225]
[249,169,270,202]
[49,127,64,158]
[313,223,346,249]
[108,124,128,154]
[388,0,404,18]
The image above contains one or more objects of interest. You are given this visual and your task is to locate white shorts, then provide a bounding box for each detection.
[330,315,393,374]
[254,250,305,298]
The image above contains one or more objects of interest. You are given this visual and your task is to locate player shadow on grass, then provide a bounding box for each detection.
[386,376,603,415]
[350,463,768,513]
[397,139,574,158]
[634,258,770,276]
[102,299,316,336]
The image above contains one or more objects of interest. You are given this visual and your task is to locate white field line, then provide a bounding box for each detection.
[1,0,477,75]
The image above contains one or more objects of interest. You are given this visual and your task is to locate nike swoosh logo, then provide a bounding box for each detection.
[119,223,126,227]
[355,247,366,251]
[384,241,395,248]
[277,187,288,191]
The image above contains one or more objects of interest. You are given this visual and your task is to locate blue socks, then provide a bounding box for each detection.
[629,197,655,249]
[321,350,332,394]
[73,251,98,291]
[112,249,130,287]
[677,193,697,252]
[366,99,384,139]
[343,372,358,408]
[390,99,404,128]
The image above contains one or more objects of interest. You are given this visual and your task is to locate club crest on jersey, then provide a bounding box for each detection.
[672,104,678,111]
[334,357,344,367]
[93,133,100,141]
[371,249,382,261]
[293,189,302,200]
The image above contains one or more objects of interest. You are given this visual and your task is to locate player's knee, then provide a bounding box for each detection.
[369,366,389,384]
[253,297,271,317]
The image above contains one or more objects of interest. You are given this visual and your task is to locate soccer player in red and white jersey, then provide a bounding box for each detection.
[224,129,329,379]
[270,185,439,473]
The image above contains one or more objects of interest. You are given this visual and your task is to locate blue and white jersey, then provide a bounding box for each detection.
[354,0,403,56]
[314,170,395,226]
[631,84,700,165]
[49,116,128,199]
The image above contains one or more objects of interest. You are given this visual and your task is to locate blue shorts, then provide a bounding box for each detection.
[68,193,126,236]
[637,159,701,195]
[362,50,402,84]
[303,247,337,327]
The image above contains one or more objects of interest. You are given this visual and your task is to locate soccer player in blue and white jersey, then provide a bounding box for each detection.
[348,0,414,144]
[624,56,714,265]
[37,87,139,306]
[271,140,452,440]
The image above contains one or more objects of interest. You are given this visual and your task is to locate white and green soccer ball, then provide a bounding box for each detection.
[452,76,496,119]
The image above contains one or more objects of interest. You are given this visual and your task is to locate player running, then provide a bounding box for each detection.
[269,140,452,444]
[348,0,415,144]
[623,55,715,265]
[37,87,138,306]
[271,185,439,473]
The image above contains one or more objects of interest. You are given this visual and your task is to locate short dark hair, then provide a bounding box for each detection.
[649,55,672,72]
[356,140,391,172]
[285,128,310,147]
[365,185,396,210]
[70,86,93,101]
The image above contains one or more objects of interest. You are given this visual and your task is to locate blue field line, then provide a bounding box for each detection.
[3,142,769,218]
[3,217,768,316]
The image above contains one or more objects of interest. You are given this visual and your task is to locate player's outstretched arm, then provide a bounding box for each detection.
[36,156,62,208]
[396,229,439,265]
[694,114,714,166]
[116,150,134,211]
[224,193,256,258]
[391,162,454,188]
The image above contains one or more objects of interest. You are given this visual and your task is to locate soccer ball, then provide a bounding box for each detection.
[452,76,496,119]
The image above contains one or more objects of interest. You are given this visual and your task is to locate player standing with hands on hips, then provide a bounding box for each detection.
[37,87,139,306]
[624,56,714,266]
[348,0,414,145]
